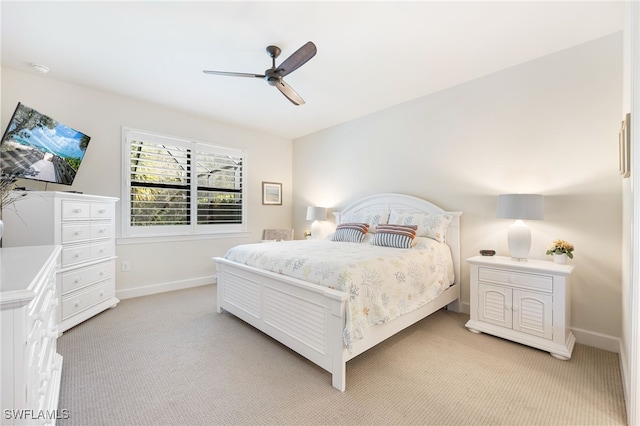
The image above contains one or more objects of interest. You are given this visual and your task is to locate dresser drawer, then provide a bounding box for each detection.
[478,267,553,292]
[62,242,114,267]
[62,222,92,243]
[61,244,92,267]
[61,261,114,294]
[91,202,113,219]
[91,241,115,259]
[62,280,113,320]
[91,222,113,239]
[62,200,91,220]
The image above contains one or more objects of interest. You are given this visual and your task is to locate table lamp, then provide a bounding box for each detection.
[496,194,544,261]
[306,206,327,239]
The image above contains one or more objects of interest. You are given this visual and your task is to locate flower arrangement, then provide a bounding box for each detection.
[546,239,574,259]
[0,173,26,215]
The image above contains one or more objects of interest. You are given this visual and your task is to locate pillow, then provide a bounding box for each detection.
[339,210,388,233]
[331,222,370,243]
[388,210,452,243]
[370,224,418,249]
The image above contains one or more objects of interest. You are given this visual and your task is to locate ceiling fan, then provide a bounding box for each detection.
[203,41,317,106]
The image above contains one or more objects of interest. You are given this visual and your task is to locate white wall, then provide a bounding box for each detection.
[1,66,293,298]
[293,33,624,348]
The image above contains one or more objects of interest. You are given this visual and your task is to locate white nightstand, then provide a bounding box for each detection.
[466,255,575,359]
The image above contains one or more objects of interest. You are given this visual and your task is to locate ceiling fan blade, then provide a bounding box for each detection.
[274,79,305,105]
[276,41,317,77]
[203,70,265,78]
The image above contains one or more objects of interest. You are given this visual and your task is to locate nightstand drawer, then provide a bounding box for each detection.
[479,267,552,292]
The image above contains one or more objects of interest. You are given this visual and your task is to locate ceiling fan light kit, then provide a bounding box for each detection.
[203,41,317,105]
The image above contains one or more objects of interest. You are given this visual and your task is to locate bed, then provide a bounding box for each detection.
[213,193,462,391]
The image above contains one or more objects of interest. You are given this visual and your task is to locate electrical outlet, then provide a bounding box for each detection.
[121,261,131,272]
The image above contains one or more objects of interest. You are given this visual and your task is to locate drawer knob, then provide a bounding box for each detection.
[74,208,82,213]
[74,253,81,258]
[74,231,82,236]
[74,301,81,308]
[99,291,105,297]
[75,278,82,283]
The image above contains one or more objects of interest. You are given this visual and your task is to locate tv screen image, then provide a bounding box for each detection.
[1,102,91,185]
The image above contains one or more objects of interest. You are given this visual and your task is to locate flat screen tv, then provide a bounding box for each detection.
[0,102,91,185]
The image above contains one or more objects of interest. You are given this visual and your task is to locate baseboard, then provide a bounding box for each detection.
[571,326,621,353]
[116,276,216,300]
[618,340,630,408]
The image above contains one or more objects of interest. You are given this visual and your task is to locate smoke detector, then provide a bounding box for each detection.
[30,64,50,74]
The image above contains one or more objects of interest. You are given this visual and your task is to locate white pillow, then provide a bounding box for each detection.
[388,210,452,243]
[340,210,389,233]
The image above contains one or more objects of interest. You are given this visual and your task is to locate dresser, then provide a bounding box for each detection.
[1,245,64,425]
[466,255,575,359]
[3,192,119,333]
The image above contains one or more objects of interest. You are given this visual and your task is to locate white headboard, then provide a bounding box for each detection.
[334,193,462,287]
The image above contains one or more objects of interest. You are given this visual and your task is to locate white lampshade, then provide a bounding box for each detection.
[496,194,544,220]
[496,194,544,261]
[306,206,327,221]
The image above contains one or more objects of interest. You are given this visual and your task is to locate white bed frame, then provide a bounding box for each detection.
[213,193,462,391]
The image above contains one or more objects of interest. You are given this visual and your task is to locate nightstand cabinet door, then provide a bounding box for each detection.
[512,289,552,339]
[478,283,512,329]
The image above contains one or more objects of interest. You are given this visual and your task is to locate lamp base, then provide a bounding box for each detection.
[310,220,321,239]
[507,220,531,261]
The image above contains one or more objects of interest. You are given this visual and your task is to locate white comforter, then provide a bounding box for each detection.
[224,235,454,348]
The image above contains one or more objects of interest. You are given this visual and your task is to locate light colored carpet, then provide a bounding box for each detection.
[57,285,626,425]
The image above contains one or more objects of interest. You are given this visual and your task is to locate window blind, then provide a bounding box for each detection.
[123,128,245,237]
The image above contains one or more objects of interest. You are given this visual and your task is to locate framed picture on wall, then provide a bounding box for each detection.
[262,182,282,205]
[620,113,631,178]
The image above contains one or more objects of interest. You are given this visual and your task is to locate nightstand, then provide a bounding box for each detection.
[466,255,575,359]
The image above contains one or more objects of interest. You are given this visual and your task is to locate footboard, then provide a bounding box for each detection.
[214,257,350,391]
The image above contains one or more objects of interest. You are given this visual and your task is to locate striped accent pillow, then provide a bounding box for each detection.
[371,224,418,248]
[331,223,370,243]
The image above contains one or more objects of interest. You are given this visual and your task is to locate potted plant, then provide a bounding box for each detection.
[546,239,574,264]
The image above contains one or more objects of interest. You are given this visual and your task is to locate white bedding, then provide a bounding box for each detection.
[223,235,455,349]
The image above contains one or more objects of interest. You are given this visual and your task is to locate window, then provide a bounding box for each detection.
[122,128,246,237]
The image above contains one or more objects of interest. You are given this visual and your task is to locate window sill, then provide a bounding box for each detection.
[116,231,251,245]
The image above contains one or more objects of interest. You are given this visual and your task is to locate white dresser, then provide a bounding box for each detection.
[466,255,575,359]
[3,192,119,333]
[1,245,64,425]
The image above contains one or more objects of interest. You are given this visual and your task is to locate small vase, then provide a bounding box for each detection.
[553,253,567,264]
[0,219,3,241]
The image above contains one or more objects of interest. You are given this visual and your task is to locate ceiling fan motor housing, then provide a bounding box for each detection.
[266,45,281,58]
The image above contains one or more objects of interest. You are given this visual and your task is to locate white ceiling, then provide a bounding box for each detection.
[1,1,625,140]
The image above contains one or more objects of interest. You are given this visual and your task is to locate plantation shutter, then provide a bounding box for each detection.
[194,144,243,225]
[123,128,245,237]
